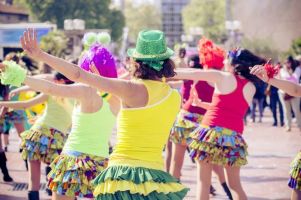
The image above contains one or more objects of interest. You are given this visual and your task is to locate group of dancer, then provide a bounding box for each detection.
[0,28,299,200]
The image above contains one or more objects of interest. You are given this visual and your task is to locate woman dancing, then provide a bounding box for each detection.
[17,28,188,199]
[176,48,266,200]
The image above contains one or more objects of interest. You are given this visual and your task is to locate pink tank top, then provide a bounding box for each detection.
[181,80,214,115]
[201,76,249,133]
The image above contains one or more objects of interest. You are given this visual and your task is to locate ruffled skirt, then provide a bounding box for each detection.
[48,151,108,198]
[288,151,301,191]
[189,125,248,166]
[170,110,203,145]
[20,123,67,165]
[93,160,189,200]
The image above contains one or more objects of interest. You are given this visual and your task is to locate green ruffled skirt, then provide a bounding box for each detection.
[93,165,189,200]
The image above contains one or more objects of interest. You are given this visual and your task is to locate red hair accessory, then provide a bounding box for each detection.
[264,61,280,79]
[198,37,225,69]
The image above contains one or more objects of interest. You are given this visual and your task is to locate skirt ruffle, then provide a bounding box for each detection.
[170,110,203,145]
[5,110,25,123]
[189,125,248,167]
[93,165,189,200]
[288,151,301,191]
[20,123,67,164]
[48,152,108,198]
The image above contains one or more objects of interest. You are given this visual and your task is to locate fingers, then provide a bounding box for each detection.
[250,65,263,75]
[90,62,100,75]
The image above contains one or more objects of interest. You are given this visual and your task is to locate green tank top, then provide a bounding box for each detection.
[36,96,73,133]
[63,100,116,157]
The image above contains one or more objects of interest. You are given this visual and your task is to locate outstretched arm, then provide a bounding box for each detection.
[0,93,48,110]
[20,29,137,101]
[9,85,31,99]
[175,68,226,83]
[250,65,301,97]
[23,76,88,99]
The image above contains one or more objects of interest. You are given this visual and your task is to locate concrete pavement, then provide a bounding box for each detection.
[0,113,300,200]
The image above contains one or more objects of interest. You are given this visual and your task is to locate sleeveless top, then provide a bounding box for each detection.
[201,76,249,133]
[110,79,181,166]
[36,96,73,133]
[63,100,116,157]
[182,80,214,115]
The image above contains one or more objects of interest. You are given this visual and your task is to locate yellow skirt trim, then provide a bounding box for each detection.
[108,158,163,171]
[93,180,186,196]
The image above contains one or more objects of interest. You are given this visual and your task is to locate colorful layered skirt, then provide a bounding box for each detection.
[170,109,203,145]
[20,122,67,165]
[5,110,25,123]
[189,125,248,166]
[48,150,108,198]
[93,159,189,199]
[288,151,301,191]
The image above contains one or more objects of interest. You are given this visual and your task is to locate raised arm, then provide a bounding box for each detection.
[0,93,48,110]
[20,29,136,101]
[250,65,301,97]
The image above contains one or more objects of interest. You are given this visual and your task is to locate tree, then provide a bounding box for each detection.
[16,0,125,41]
[40,30,68,57]
[290,37,301,56]
[124,1,161,41]
[182,0,226,42]
[242,38,280,61]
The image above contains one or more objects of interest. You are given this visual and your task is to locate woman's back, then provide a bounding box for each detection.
[111,80,181,165]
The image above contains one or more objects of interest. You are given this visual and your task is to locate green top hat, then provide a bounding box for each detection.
[127,30,174,61]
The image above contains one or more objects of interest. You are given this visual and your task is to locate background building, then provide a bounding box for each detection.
[161,0,190,47]
[0,0,29,23]
[232,0,301,51]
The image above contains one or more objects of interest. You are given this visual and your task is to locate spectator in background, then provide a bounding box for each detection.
[174,47,188,68]
[279,58,301,131]
[251,80,267,123]
[267,85,284,126]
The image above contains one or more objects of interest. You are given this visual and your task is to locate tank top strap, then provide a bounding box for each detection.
[137,79,172,106]
[234,75,249,91]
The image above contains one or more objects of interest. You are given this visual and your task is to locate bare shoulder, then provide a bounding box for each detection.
[243,81,256,105]
[245,81,256,94]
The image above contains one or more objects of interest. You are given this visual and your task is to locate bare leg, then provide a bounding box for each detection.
[2,134,9,151]
[165,140,172,172]
[291,189,301,200]
[28,160,41,191]
[196,161,213,200]
[52,192,75,200]
[225,166,247,200]
[169,143,186,179]
[14,122,25,137]
[213,165,226,183]
[213,165,233,199]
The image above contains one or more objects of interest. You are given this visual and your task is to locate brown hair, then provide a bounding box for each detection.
[131,59,176,80]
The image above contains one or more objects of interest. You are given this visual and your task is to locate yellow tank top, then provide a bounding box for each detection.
[110,80,181,168]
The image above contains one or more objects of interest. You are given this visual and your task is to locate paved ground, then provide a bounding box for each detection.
[0,113,300,200]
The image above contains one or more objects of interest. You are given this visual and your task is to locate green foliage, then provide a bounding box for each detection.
[241,38,280,61]
[19,0,125,41]
[124,2,162,41]
[290,37,301,56]
[182,0,226,42]
[40,30,68,57]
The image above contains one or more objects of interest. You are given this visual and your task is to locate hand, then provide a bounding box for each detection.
[0,63,6,72]
[20,28,43,60]
[90,62,101,76]
[190,83,202,106]
[250,65,269,82]
[9,91,17,99]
